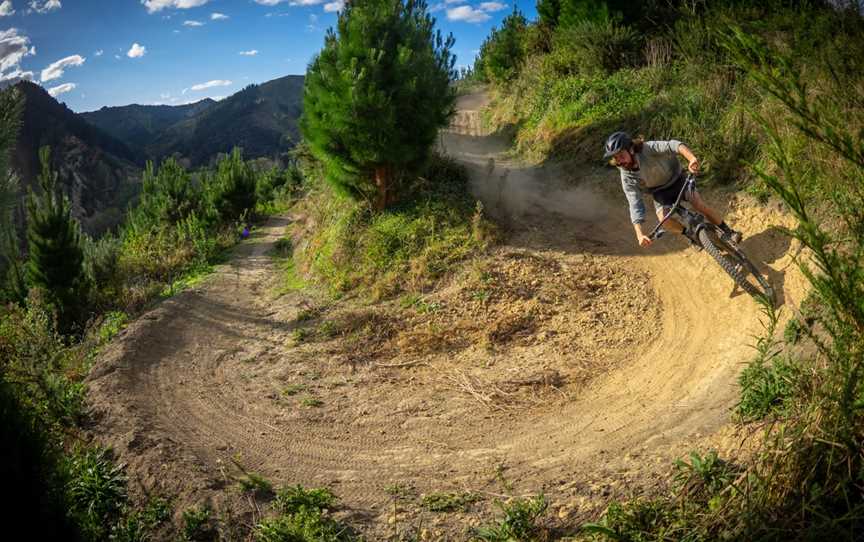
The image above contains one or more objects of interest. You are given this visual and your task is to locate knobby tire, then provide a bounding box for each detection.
[697,228,774,304]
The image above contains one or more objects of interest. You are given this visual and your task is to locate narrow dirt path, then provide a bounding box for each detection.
[87,94,805,538]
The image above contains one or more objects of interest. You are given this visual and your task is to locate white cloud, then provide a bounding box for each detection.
[210,12,228,20]
[47,82,75,97]
[183,19,204,26]
[28,0,61,14]
[189,79,231,91]
[479,2,505,11]
[289,0,324,5]
[446,5,490,22]
[127,43,147,58]
[0,1,15,16]
[254,0,289,5]
[40,54,85,82]
[239,49,258,56]
[323,0,343,12]
[0,67,33,82]
[94,49,103,56]
[141,0,208,13]
[0,28,35,81]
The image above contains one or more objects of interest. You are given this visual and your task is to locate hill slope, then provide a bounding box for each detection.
[80,99,216,150]
[12,81,141,234]
[81,75,305,168]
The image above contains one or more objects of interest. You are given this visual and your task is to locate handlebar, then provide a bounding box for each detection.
[647,172,697,241]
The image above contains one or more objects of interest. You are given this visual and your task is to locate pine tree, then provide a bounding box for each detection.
[537,0,561,28]
[128,157,200,232]
[301,0,456,210]
[25,147,86,332]
[476,8,527,84]
[558,0,610,28]
[206,147,258,222]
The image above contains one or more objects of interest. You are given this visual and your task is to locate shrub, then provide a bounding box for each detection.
[204,148,258,222]
[296,154,493,297]
[551,19,641,76]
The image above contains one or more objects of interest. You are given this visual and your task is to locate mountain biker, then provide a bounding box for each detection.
[603,131,742,248]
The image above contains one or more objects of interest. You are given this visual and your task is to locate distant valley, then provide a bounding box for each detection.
[8,75,304,234]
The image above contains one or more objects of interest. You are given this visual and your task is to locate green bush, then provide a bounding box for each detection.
[297,154,493,297]
[204,148,258,222]
[551,19,641,76]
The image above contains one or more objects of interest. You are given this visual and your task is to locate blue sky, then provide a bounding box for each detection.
[0,0,537,112]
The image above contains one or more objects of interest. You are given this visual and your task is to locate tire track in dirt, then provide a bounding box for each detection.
[86,94,804,536]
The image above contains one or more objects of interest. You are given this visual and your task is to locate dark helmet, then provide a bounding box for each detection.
[603,131,632,159]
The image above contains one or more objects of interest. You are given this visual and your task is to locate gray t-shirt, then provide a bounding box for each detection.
[618,140,683,224]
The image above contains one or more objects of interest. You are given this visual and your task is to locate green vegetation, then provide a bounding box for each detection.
[474,495,548,541]
[26,147,87,333]
[295,153,494,298]
[301,0,456,210]
[0,74,300,539]
[471,2,864,538]
[421,491,481,512]
[256,486,351,542]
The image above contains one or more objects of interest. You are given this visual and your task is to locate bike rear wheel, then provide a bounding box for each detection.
[697,227,775,304]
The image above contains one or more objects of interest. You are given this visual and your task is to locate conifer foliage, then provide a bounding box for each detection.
[301,0,456,210]
[25,147,86,331]
[476,9,528,84]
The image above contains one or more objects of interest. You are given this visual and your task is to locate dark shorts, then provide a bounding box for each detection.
[650,172,694,208]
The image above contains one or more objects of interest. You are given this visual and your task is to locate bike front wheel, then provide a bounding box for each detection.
[697,228,775,304]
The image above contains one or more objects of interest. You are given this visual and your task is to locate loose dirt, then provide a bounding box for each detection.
[85,93,806,539]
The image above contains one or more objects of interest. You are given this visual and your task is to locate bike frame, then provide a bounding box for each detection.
[647,173,710,243]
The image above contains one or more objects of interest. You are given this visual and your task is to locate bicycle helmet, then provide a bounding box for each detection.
[603,131,632,159]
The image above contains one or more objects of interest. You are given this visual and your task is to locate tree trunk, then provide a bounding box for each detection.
[374,166,389,211]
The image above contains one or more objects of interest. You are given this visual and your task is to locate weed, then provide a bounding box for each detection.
[301,396,323,408]
[98,311,128,344]
[238,471,274,497]
[64,447,128,541]
[109,497,172,542]
[274,486,337,513]
[385,483,416,501]
[673,450,733,498]
[291,328,310,345]
[494,463,514,493]
[181,505,216,542]
[296,307,321,322]
[257,486,349,542]
[319,320,338,338]
[281,384,306,396]
[474,495,548,541]
[421,492,481,512]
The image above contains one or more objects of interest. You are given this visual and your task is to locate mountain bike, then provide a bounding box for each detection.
[647,173,775,304]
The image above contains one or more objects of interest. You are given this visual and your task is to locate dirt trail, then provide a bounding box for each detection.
[87,93,805,537]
